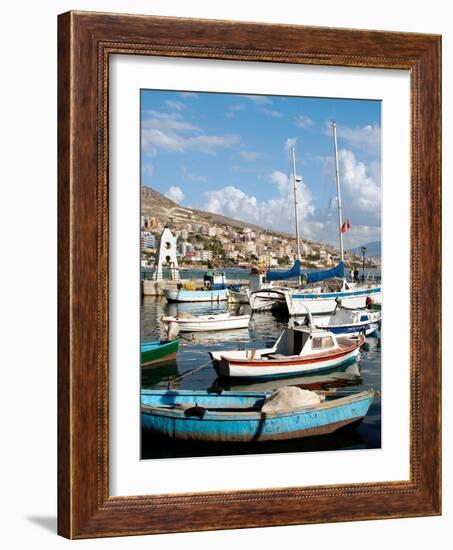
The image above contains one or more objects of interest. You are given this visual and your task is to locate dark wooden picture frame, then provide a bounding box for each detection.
[58,11,441,539]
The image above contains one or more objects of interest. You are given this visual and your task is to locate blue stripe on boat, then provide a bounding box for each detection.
[291,287,381,300]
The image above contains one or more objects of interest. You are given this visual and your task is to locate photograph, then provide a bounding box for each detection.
[139,89,382,460]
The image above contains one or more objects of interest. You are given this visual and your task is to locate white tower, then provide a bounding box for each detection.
[153,227,180,281]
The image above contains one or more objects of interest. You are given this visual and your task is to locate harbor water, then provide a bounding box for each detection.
[141,296,381,460]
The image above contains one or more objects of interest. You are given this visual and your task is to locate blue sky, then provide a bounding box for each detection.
[141,90,381,248]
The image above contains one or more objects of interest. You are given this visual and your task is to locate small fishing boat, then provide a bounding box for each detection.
[141,339,180,368]
[228,267,273,304]
[141,386,374,442]
[162,312,250,332]
[210,325,363,379]
[309,307,381,338]
[227,286,250,304]
[164,271,228,303]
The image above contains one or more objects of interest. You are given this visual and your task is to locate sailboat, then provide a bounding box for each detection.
[249,123,382,315]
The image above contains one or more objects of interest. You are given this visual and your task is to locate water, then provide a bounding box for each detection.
[141,297,381,459]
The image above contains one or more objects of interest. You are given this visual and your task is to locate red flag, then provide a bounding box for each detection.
[340,218,350,234]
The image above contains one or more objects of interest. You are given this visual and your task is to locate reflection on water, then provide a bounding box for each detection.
[141,297,381,459]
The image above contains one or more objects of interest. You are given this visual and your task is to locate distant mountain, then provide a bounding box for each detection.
[349,241,381,258]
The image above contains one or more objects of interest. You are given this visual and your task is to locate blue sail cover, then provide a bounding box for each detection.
[305,261,344,283]
[266,260,301,281]
[266,261,344,283]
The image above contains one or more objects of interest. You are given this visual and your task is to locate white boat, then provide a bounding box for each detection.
[210,325,363,379]
[164,288,228,302]
[163,312,250,332]
[227,287,250,304]
[308,306,381,337]
[249,288,288,311]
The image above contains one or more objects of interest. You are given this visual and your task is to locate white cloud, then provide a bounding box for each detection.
[245,95,272,105]
[202,167,314,233]
[165,100,185,111]
[230,103,245,112]
[164,186,185,204]
[339,149,381,212]
[179,92,199,98]
[142,110,238,156]
[226,103,246,119]
[326,122,381,156]
[269,170,290,195]
[240,151,260,161]
[181,165,207,182]
[259,108,283,118]
[142,162,154,177]
[295,115,314,128]
[285,137,297,152]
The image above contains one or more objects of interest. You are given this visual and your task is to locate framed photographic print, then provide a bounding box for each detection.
[58,11,441,538]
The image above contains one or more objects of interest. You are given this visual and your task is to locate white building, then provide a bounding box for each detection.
[141,231,155,249]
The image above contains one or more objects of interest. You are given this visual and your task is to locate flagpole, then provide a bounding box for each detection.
[332,121,344,264]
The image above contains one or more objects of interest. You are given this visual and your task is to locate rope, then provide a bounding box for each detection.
[167,358,213,386]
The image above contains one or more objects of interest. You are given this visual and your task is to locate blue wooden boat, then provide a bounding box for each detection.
[164,271,229,303]
[141,339,180,368]
[141,388,374,442]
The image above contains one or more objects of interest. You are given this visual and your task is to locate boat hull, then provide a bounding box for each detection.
[141,389,374,442]
[315,321,380,338]
[213,349,360,379]
[164,288,228,302]
[285,287,382,315]
[249,289,287,311]
[141,339,180,367]
[163,314,250,332]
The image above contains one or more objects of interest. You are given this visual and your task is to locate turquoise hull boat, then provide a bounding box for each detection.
[141,388,374,442]
[141,340,180,368]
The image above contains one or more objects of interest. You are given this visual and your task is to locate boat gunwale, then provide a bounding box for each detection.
[162,314,250,324]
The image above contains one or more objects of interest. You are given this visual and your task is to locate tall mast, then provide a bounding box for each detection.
[291,145,302,262]
[332,121,344,263]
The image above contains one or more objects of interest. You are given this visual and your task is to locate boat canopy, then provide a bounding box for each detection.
[305,261,344,283]
[266,261,345,283]
[266,260,301,281]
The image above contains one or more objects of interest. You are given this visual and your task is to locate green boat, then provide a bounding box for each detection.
[141,339,180,368]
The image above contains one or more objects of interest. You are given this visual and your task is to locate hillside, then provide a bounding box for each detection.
[142,185,303,241]
[140,185,380,263]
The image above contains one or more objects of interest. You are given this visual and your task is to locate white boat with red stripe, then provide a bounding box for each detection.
[210,325,364,380]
